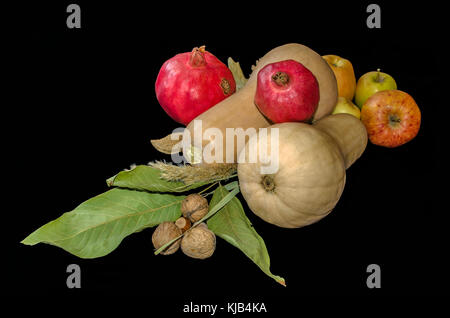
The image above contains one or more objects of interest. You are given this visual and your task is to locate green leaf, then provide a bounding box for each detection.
[21,188,184,258]
[224,180,239,191]
[194,185,240,225]
[107,165,211,193]
[207,185,286,286]
[228,57,248,90]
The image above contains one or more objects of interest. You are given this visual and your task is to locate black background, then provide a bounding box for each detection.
[9,1,445,314]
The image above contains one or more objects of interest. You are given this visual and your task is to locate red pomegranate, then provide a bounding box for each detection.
[155,46,236,125]
[254,59,320,123]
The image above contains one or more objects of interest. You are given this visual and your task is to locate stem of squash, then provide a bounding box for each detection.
[261,175,276,192]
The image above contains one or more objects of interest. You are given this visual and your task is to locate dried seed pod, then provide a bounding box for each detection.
[181,223,216,259]
[175,217,191,233]
[181,194,209,222]
[152,221,182,255]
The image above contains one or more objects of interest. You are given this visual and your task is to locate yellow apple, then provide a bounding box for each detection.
[323,55,356,100]
[355,69,397,108]
[332,97,361,119]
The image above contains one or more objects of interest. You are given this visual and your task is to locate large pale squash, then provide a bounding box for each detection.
[238,122,346,228]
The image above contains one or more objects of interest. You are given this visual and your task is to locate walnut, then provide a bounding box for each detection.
[152,221,182,255]
[181,223,216,259]
[175,216,191,233]
[181,194,209,223]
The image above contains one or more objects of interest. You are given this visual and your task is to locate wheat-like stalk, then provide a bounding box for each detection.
[148,161,237,185]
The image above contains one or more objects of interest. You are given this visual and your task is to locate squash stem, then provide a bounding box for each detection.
[261,175,276,192]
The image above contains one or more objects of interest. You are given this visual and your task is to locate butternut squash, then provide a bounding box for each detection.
[185,43,338,164]
[313,113,368,169]
[237,114,367,228]
[238,122,346,228]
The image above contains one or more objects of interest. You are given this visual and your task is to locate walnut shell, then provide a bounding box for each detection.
[175,216,191,233]
[181,223,216,259]
[152,221,182,255]
[181,194,209,223]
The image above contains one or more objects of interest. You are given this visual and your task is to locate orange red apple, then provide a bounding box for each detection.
[323,55,356,100]
[361,90,421,148]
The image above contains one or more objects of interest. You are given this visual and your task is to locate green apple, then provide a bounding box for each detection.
[332,97,361,119]
[354,69,397,108]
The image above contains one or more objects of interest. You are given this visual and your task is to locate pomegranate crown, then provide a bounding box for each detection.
[189,45,206,67]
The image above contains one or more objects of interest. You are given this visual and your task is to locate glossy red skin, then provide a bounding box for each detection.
[155,49,236,125]
[254,59,320,123]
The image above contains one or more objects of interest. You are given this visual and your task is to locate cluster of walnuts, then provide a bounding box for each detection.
[152,194,216,259]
